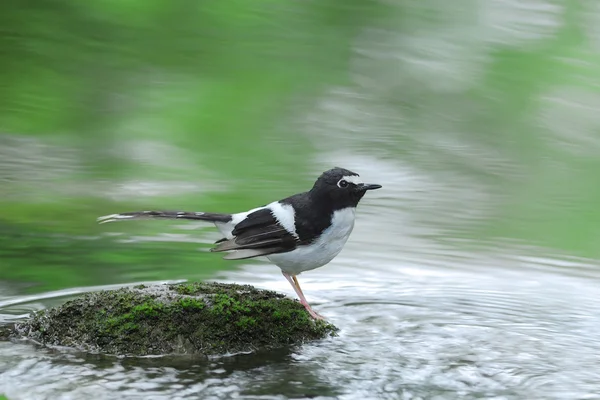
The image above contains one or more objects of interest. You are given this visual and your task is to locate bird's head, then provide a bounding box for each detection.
[310,167,382,208]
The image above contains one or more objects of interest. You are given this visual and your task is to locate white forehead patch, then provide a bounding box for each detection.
[341,175,363,185]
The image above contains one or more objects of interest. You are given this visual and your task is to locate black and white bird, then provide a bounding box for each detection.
[97,167,381,320]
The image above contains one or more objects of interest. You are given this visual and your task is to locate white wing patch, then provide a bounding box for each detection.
[268,202,299,239]
[213,201,297,240]
[341,175,363,185]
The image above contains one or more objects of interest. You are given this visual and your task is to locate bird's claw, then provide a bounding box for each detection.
[303,305,326,320]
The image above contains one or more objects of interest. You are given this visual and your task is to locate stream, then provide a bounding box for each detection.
[2,166,600,399]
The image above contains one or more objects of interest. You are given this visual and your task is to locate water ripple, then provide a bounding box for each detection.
[2,248,600,399]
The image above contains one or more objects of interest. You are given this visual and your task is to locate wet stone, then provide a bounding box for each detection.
[9,282,338,356]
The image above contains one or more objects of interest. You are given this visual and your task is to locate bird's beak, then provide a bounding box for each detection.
[356,183,382,192]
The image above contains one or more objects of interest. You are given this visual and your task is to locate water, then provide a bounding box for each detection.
[2,173,600,399]
[2,250,600,399]
[3,0,600,398]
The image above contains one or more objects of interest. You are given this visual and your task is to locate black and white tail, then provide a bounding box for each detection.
[97,210,232,224]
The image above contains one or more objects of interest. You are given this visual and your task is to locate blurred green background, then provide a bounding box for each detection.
[1,0,600,293]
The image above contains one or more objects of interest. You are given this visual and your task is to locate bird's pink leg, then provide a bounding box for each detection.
[282,272,325,320]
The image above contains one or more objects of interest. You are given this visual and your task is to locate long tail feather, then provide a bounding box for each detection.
[97,210,231,224]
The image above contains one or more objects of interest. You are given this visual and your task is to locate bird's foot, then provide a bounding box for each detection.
[301,301,326,320]
[310,310,326,320]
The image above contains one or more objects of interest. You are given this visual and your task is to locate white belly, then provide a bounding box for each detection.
[267,207,356,275]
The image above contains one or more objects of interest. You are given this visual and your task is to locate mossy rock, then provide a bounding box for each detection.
[10,282,338,356]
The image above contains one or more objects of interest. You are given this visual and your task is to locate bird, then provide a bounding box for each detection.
[97,167,381,320]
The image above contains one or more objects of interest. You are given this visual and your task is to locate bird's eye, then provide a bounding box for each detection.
[338,179,348,188]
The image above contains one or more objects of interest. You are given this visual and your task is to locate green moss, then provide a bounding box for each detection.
[175,297,206,310]
[10,281,337,356]
[0,394,9,400]
[173,283,200,295]
[236,316,257,329]
[210,293,251,316]
[131,302,164,317]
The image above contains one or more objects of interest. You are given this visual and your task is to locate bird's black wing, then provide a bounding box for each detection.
[210,208,298,260]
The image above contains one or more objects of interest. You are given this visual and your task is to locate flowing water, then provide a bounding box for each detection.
[2,238,600,400]
[3,0,600,398]
[2,157,600,399]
